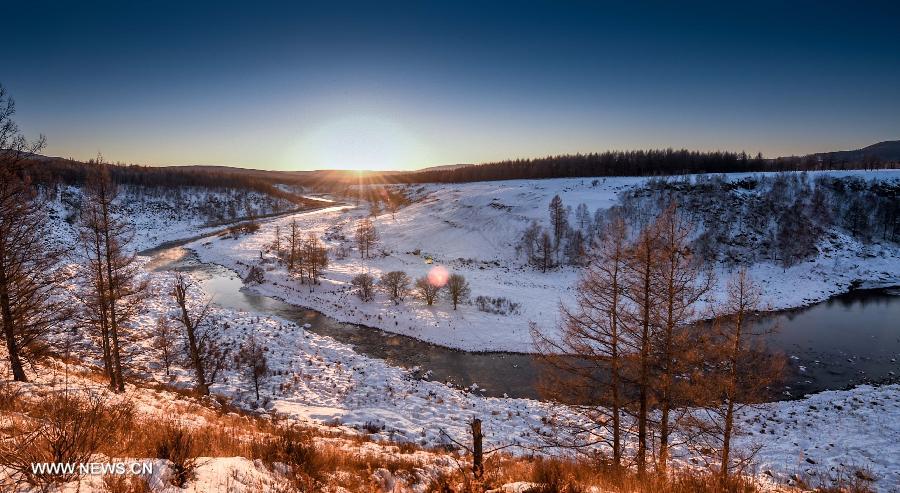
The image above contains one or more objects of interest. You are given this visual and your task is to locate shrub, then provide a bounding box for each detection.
[351,273,375,301]
[225,221,260,237]
[474,296,521,315]
[152,422,198,487]
[0,392,133,487]
[250,427,326,489]
[243,265,265,284]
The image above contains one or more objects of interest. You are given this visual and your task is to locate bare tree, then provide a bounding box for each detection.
[445,274,470,310]
[77,164,146,392]
[534,231,554,273]
[236,335,269,402]
[531,215,631,467]
[0,84,46,169]
[414,275,442,306]
[152,315,177,377]
[0,84,62,382]
[620,214,661,478]
[0,173,67,382]
[271,225,282,255]
[575,203,591,232]
[650,203,713,473]
[355,218,378,258]
[351,273,375,302]
[691,269,784,487]
[171,273,226,396]
[286,219,301,272]
[518,220,542,261]
[302,233,328,285]
[380,271,410,305]
[549,194,567,251]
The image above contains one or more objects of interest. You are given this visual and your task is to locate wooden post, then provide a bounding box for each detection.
[471,418,484,480]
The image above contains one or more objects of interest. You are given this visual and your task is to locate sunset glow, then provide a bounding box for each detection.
[293,116,430,171]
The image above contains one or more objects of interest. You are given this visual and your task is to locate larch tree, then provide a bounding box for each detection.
[649,203,713,473]
[77,163,146,392]
[355,218,377,258]
[302,232,328,285]
[531,214,631,467]
[621,213,661,478]
[152,315,177,377]
[369,200,381,218]
[549,194,567,252]
[286,219,301,272]
[272,225,282,256]
[0,84,66,382]
[691,269,784,488]
[535,231,554,273]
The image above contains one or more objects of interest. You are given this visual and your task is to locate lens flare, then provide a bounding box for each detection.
[427,265,449,287]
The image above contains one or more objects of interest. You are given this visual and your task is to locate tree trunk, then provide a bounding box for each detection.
[720,399,734,486]
[610,324,621,466]
[101,197,125,392]
[0,256,27,382]
[90,226,115,387]
[176,282,209,396]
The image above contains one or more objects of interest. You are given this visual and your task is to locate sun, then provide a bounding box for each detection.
[295,116,427,171]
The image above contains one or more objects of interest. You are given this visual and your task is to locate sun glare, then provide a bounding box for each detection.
[427,265,449,287]
[296,116,427,171]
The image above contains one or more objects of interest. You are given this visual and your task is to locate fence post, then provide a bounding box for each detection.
[471,418,484,480]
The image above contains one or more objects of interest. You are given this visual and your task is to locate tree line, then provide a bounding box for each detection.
[386,149,898,184]
[14,151,318,208]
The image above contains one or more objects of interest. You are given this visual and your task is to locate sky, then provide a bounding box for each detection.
[3,0,900,171]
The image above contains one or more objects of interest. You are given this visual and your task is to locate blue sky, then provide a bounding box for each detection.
[4,0,900,170]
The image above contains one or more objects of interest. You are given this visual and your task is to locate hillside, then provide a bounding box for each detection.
[811,140,900,163]
[196,170,900,353]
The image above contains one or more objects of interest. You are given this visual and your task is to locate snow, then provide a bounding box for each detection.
[43,184,298,252]
[32,257,899,490]
[7,171,899,491]
[193,170,900,353]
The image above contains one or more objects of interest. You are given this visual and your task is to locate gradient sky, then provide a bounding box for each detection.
[4,0,900,171]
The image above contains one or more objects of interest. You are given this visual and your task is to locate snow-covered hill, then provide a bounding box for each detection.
[194,170,900,353]
[43,184,298,251]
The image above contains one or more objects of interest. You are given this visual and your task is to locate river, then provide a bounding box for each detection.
[146,243,900,401]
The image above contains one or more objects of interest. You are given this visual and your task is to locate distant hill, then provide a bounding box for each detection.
[807,140,900,163]
[413,163,473,173]
[18,140,899,188]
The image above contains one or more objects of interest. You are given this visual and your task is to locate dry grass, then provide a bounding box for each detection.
[101,474,152,493]
[1,365,854,493]
[425,454,770,493]
[0,390,134,490]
